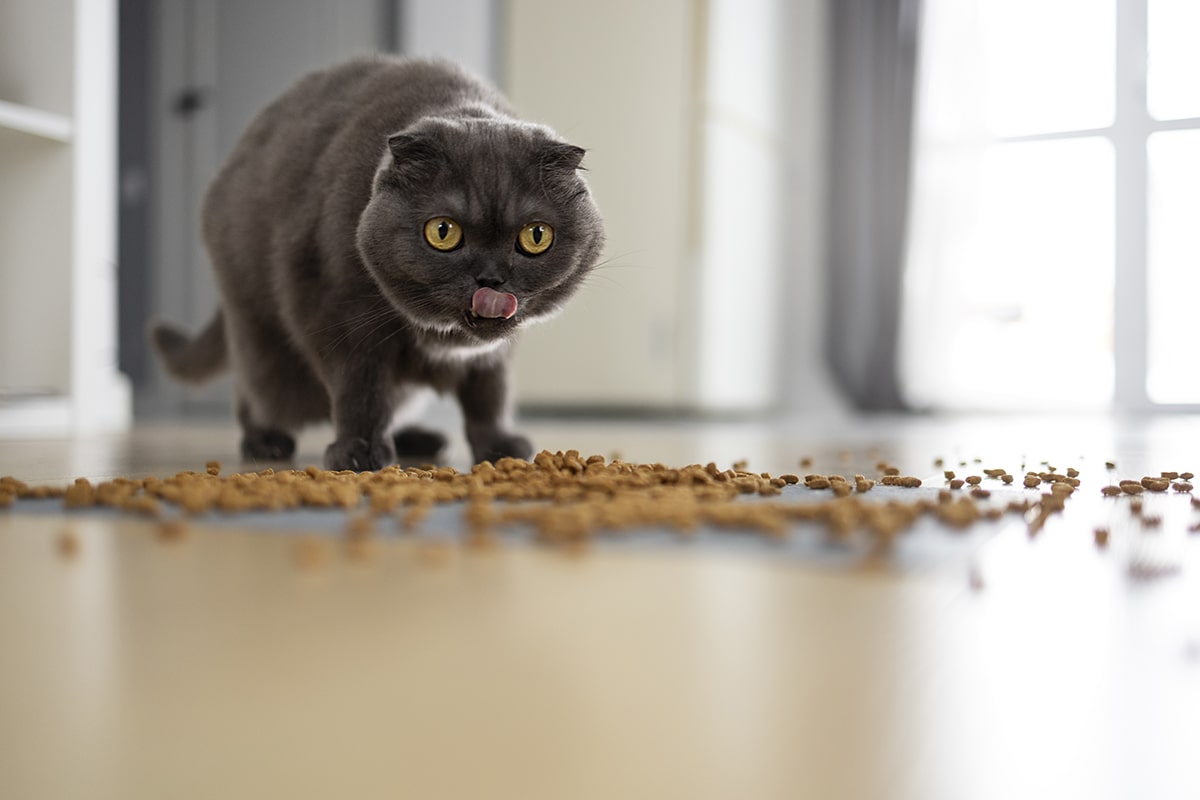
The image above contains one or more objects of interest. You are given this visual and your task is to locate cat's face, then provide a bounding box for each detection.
[357,116,605,347]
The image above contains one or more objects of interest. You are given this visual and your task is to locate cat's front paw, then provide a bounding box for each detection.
[470,431,533,464]
[324,436,392,472]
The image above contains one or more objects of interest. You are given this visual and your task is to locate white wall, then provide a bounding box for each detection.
[503,0,834,414]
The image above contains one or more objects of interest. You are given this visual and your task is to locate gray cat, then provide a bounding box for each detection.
[152,56,605,471]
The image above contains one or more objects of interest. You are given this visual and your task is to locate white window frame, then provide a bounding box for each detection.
[1111,0,1200,410]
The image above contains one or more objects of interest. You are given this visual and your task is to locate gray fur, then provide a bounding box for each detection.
[151,56,605,470]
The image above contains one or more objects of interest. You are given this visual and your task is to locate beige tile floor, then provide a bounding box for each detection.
[1,412,1199,799]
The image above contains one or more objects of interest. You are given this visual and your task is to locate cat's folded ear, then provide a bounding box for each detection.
[386,131,443,184]
[542,143,587,173]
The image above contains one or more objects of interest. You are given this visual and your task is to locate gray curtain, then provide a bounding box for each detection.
[825,0,922,410]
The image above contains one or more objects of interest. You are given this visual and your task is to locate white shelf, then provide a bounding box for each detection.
[0,98,72,143]
[0,0,130,437]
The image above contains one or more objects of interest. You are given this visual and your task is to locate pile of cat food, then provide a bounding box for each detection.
[2,451,1197,564]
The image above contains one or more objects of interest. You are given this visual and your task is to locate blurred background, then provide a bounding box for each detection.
[0,0,1197,438]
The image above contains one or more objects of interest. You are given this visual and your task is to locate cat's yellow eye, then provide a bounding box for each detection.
[424,217,463,251]
[517,222,554,255]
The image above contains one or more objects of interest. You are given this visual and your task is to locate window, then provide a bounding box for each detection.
[901,0,1200,410]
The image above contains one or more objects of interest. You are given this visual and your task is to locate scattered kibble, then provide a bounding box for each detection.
[1094,527,1109,548]
[6,446,1198,567]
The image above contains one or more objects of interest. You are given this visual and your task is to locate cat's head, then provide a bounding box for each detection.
[356,113,605,348]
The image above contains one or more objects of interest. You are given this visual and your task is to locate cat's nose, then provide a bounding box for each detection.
[475,265,506,289]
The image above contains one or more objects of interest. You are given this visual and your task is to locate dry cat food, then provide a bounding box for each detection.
[4,450,1198,560]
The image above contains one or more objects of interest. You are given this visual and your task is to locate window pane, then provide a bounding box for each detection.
[902,138,1114,409]
[1146,130,1200,403]
[980,0,1114,136]
[1148,0,1200,121]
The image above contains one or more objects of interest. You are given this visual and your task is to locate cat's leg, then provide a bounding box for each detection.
[323,361,396,471]
[237,399,296,461]
[456,362,532,464]
[389,386,446,459]
[225,313,324,464]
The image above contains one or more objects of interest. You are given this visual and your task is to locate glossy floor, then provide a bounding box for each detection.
[1,413,1198,799]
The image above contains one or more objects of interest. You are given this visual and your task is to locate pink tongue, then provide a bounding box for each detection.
[471,287,518,319]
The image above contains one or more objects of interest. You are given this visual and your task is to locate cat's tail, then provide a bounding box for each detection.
[150,309,228,384]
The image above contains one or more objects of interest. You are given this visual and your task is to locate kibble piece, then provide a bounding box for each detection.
[1141,477,1171,492]
[805,476,832,490]
[944,470,956,480]
[1180,472,1194,481]
[293,536,328,570]
[1001,474,1014,484]
[1120,482,1145,495]
[1101,485,1123,497]
[57,529,80,559]
[63,478,96,509]
[950,479,965,490]
[156,519,188,542]
[206,461,222,476]
[880,475,922,488]
[983,468,1006,478]
[1094,527,1110,548]
[418,540,453,567]
[1023,475,1041,489]
[965,475,982,486]
[971,488,991,499]
[1105,461,1116,469]
[1161,471,1179,481]
[1173,482,1193,493]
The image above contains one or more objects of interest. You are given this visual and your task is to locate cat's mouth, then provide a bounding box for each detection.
[470,287,518,320]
